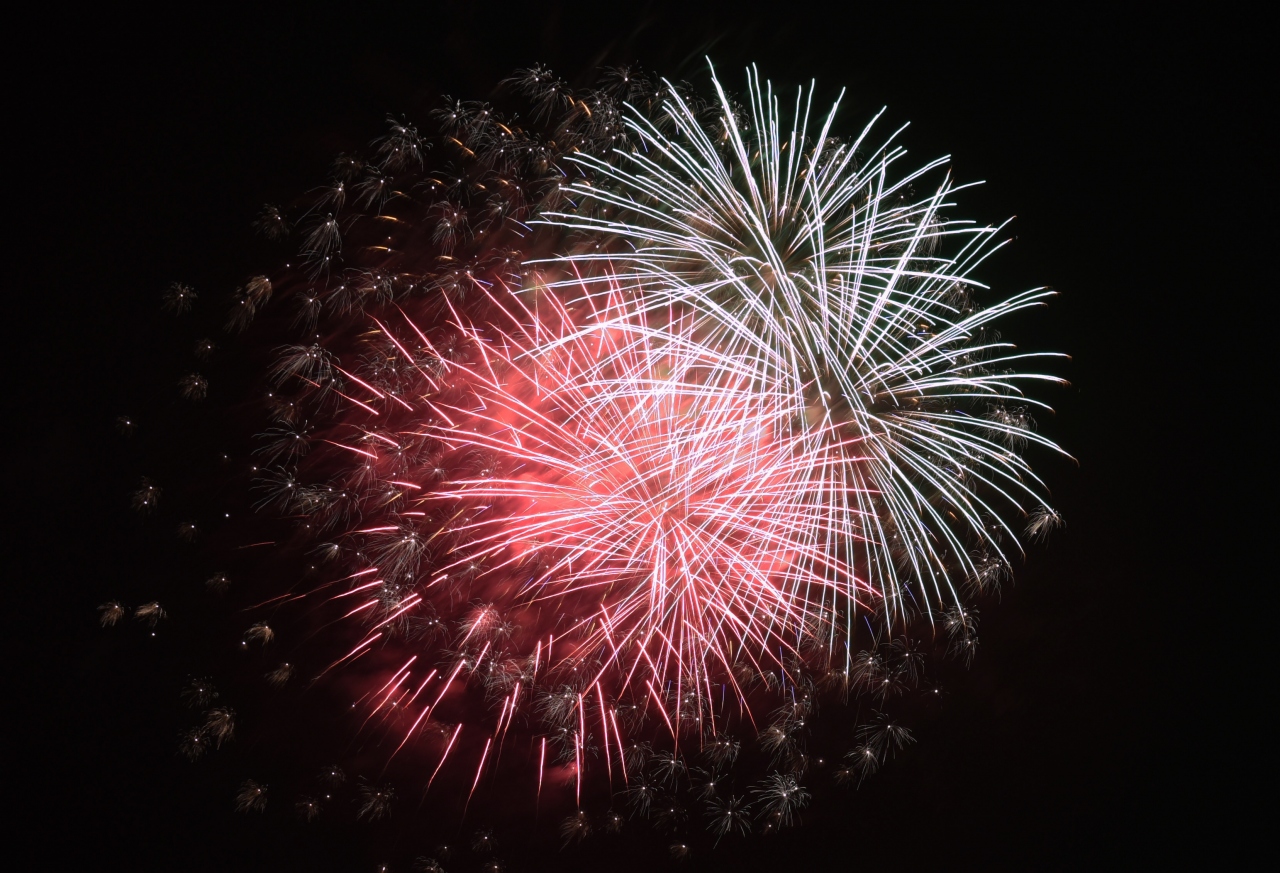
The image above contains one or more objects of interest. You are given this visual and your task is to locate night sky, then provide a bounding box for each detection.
[10,6,1255,870]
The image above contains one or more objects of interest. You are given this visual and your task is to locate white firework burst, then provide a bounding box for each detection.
[537,62,1069,627]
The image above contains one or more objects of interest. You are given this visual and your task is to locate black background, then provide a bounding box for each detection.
[9,4,1258,870]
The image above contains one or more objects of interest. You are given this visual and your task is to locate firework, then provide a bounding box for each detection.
[235,779,269,813]
[540,64,1067,621]
[111,62,1067,857]
[162,282,197,315]
[97,601,125,627]
[132,600,166,627]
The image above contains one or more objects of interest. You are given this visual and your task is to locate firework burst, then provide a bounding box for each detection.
[110,62,1067,855]
[541,64,1066,619]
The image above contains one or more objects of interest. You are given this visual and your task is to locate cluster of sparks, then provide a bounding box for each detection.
[111,62,1066,847]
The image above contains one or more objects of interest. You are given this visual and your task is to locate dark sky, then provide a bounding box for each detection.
[9,5,1256,871]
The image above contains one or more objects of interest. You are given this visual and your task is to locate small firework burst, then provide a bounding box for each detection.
[296,794,323,822]
[235,779,268,813]
[98,601,125,627]
[202,707,236,748]
[133,601,166,627]
[179,728,210,761]
[130,477,160,513]
[254,205,291,241]
[1026,506,1066,541]
[265,662,294,687]
[706,795,752,842]
[241,622,273,647]
[356,780,395,821]
[162,282,197,314]
[181,677,217,708]
[560,810,592,846]
[177,373,207,401]
[752,774,810,829]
